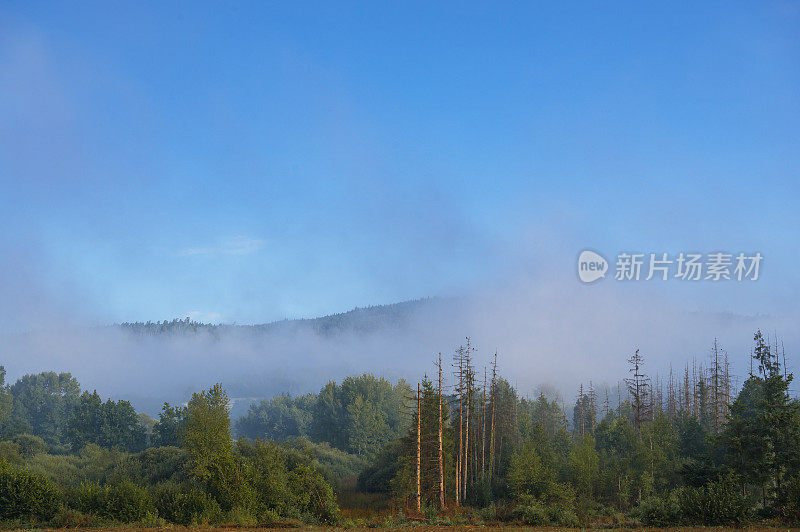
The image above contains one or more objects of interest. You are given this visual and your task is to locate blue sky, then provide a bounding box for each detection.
[1,1,798,327]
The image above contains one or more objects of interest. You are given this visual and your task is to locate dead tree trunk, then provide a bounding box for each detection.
[416,382,421,512]
[437,352,445,509]
[455,345,463,507]
[489,351,497,482]
[481,367,486,479]
[463,338,472,502]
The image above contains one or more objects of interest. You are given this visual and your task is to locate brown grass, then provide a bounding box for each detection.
[7,527,799,531]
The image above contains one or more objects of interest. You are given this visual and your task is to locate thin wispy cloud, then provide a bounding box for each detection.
[178,235,265,257]
[187,310,223,323]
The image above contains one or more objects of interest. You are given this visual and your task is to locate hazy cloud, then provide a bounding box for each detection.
[178,235,265,257]
[187,310,224,323]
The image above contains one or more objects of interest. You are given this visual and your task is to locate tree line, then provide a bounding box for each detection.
[0,374,339,526]
[360,331,800,527]
[0,328,798,527]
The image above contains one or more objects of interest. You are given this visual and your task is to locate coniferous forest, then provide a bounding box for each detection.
[0,328,798,528]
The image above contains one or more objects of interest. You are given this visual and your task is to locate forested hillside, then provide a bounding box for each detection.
[0,329,798,528]
[119,299,438,338]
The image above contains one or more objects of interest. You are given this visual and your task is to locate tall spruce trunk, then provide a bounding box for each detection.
[416,382,421,511]
[463,373,469,501]
[437,353,445,509]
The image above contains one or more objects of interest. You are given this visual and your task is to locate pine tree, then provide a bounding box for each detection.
[625,349,651,432]
[722,330,800,508]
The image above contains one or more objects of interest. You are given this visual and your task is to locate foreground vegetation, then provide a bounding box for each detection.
[0,328,798,528]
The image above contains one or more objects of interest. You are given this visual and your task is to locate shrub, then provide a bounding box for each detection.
[287,462,340,524]
[637,494,679,526]
[0,441,22,466]
[637,477,749,526]
[515,501,547,525]
[106,480,152,521]
[115,445,187,485]
[67,480,152,522]
[51,507,92,528]
[24,452,83,487]
[0,459,61,521]
[68,481,108,516]
[468,477,493,508]
[13,434,47,458]
[478,502,498,522]
[151,480,219,525]
[547,505,581,527]
[675,477,749,525]
[224,505,257,526]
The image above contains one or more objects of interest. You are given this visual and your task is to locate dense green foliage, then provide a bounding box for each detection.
[0,459,61,521]
[120,299,432,337]
[0,375,341,527]
[237,374,411,457]
[0,328,799,528]
[360,331,800,527]
[68,391,146,452]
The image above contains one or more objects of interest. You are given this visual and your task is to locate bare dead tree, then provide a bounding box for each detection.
[683,363,691,415]
[577,383,585,436]
[667,365,676,418]
[481,366,487,479]
[710,339,724,434]
[462,337,474,501]
[436,353,445,509]
[416,382,421,511]
[488,351,497,482]
[452,344,463,506]
[692,359,698,418]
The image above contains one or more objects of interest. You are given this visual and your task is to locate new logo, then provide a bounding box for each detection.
[578,250,608,283]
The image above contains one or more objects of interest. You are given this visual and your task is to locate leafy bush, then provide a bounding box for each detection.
[675,477,749,525]
[514,500,547,525]
[783,474,800,522]
[238,438,340,524]
[637,493,679,526]
[468,477,493,508]
[13,434,47,457]
[224,505,258,526]
[106,481,152,521]
[0,459,61,521]
[114,445,187,485]
[150,480,219,525]
[287,462,340,524]
[547,505,581,527]
[638,477,749,526]
[68,480,153,521]
[68,481,108,516]
[0,441,22,466]
[287,437,367,481]
[511,497,580,527]
[51,507,92,528]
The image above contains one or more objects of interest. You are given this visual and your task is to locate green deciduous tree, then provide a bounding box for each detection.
[67,391,146,452]
[235,393,314,441]
[8,372,80,449]
[153,402,187,447]
[183,383,239,509]
[569,435,599,497]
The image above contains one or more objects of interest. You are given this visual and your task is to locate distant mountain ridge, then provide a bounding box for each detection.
[118,297,442,337]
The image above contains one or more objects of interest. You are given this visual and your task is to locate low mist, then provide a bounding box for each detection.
[2,247,795,417]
